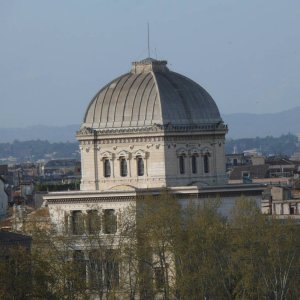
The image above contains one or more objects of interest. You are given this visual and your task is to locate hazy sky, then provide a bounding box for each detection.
[1,0,300,128]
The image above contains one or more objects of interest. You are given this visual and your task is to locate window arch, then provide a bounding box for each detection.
[137,156,144,176]
[103,158,111,178]
[191,154,197,174]
[120,157,128,177]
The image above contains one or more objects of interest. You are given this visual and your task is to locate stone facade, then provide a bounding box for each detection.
[78,125,227,191]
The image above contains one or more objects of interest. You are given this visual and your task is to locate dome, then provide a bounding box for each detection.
[82,58,222,129]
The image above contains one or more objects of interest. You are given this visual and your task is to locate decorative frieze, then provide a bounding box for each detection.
[47,196,135,204]
[78,134,225,145]
[76,123,227,140]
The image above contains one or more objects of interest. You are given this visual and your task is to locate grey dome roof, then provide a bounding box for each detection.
[83,58,222,129]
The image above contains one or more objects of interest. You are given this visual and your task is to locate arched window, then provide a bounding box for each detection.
[179,155,185,174]
[103,159,111,178]
[203,154,209,174]
[137,157,144,176]
[120,157,127,177]
[191,154,197,174]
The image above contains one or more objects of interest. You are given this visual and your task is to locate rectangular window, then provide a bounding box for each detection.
[88,250,119,290]
[87,210,100,235]
[105,259,119,289]
[242,171,250,178]
[103,209,117,234]
[154,267,164,290]
[73,250,86,278]
[72,211,84,235]
[88,250,103,289]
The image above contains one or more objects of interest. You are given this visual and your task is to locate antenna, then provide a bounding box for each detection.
[147,22,150,58]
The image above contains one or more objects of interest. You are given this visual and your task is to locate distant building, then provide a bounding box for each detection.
[229,156,299,186]
[0,176,8,219]
[226,153,247,170]
[261,186,300,221]
[42,159,81,178]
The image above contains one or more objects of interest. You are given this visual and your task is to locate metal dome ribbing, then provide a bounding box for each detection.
[83,58,222,129]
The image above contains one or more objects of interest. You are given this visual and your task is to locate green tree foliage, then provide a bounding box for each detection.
[35,181,80,192]
[0,246,32,300]
[1,196,300,299]
[230,198,300,300]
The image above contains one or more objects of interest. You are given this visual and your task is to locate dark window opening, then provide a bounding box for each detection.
[73,250,86,278]
[191,155,197,174]
[179,155,185,174]
[137,157,144,176]
[154,267,165,290]
[203,154,209,174]
[72,211,84,235]
[120,158,127,177]
[103,159,111,178]
[105,258,119,289]
[103,209,117,234]
[88,251,103,289]
[88,250,119,290]
[87,210,100,235]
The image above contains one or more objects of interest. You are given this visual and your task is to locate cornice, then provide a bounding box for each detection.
[76,123,228,140]
[47,196,135,204]
[78,134,226,145]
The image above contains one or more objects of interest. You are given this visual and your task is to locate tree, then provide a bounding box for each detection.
[230,197,300,300]
[3,196,300,300]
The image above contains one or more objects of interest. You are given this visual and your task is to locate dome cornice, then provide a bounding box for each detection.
[77,123,227,140]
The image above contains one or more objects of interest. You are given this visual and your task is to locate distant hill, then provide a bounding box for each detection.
[223,106,300,139]
[0,125,78,143]
[225,134,298,156]
[0,140,79,163]
[0,106,300,142]
[0,135,297,163]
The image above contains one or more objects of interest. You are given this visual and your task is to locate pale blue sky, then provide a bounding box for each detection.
[0,0,300,127]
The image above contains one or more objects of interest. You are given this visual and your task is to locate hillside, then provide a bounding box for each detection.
[222,106,300,138]
[225,134,298,156]
[0,140,79,163]
[0,107,299,142]
[0,125,78,143]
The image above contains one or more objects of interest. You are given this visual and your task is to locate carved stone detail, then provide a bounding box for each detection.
[77,126,94,135]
